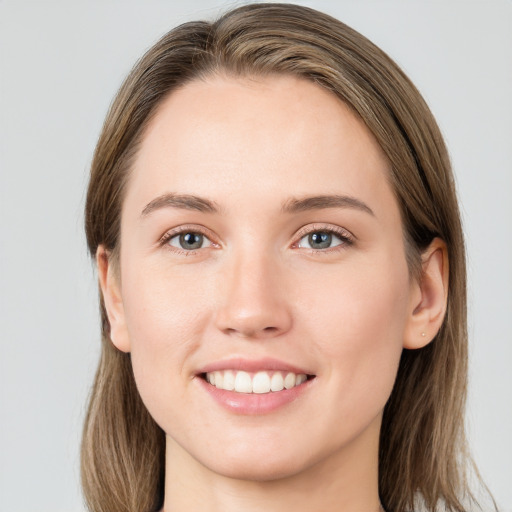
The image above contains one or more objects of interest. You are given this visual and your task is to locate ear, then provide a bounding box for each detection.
[96,246,131,353]
[403,238,449,349]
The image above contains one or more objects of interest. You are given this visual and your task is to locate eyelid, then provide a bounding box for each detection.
[292,223,355,250]
[157,222,353,254]
[158,224,220,250]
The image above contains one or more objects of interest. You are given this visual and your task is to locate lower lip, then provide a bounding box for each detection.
[197,377,313,415]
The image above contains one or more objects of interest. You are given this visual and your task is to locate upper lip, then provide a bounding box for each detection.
[197,357,314,375]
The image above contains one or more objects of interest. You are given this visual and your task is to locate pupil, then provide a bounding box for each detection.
[180,232,203,249]
[309,232,332,249]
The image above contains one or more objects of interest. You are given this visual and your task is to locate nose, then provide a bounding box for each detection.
[214,250,293,340]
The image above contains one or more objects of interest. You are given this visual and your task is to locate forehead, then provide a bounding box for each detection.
[124,74,395,219]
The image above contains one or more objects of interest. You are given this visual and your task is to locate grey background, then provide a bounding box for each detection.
[1,1,511,511]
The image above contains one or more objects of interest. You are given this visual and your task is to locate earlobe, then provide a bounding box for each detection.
[403,238,449,350]
[96,246,131,353]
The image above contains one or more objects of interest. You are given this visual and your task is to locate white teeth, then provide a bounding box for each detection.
[296,374,307,386]
[252,372,271,394]
[222,370,235,391]
[284,372,296,390]
[213,371,223,389]
[270,372,285,392]
[234,371,252,393]
[205,370,308,394]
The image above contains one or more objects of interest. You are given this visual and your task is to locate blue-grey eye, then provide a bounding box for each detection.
[168,232,211,250]
[298,231,345,250]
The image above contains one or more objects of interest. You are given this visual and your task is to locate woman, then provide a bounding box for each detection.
[81,3,493,512]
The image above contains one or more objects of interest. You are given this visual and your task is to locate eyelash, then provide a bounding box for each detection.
[158,225,216,256]
[293,224,354,254]
[158,224,354,255]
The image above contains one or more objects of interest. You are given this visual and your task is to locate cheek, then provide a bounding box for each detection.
[300,254,410,411]
[119,264,212,424]
[122,257,213,344]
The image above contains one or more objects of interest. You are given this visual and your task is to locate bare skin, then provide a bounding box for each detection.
[98,75,448,512]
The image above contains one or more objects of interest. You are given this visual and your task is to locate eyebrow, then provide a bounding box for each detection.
[140,192,374,218]
[281,195,374,216]
[141,193,219,217]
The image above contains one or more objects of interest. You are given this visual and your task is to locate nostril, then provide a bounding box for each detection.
[224,325,281,338]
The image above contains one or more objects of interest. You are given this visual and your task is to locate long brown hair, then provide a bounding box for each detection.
[82,4,485,511]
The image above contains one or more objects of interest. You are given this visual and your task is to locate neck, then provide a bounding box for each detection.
[161,415,383,512]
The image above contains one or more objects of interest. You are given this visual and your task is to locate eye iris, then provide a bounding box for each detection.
[179,232,203,250]
[309,232,332,249]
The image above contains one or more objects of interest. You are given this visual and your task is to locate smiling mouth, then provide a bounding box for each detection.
[200,370,315,394]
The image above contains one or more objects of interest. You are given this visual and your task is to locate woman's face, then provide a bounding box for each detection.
[105,75,421,480]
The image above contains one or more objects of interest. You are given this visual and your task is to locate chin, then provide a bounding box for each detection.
[209,456,308,482]
[195,439,322,483]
